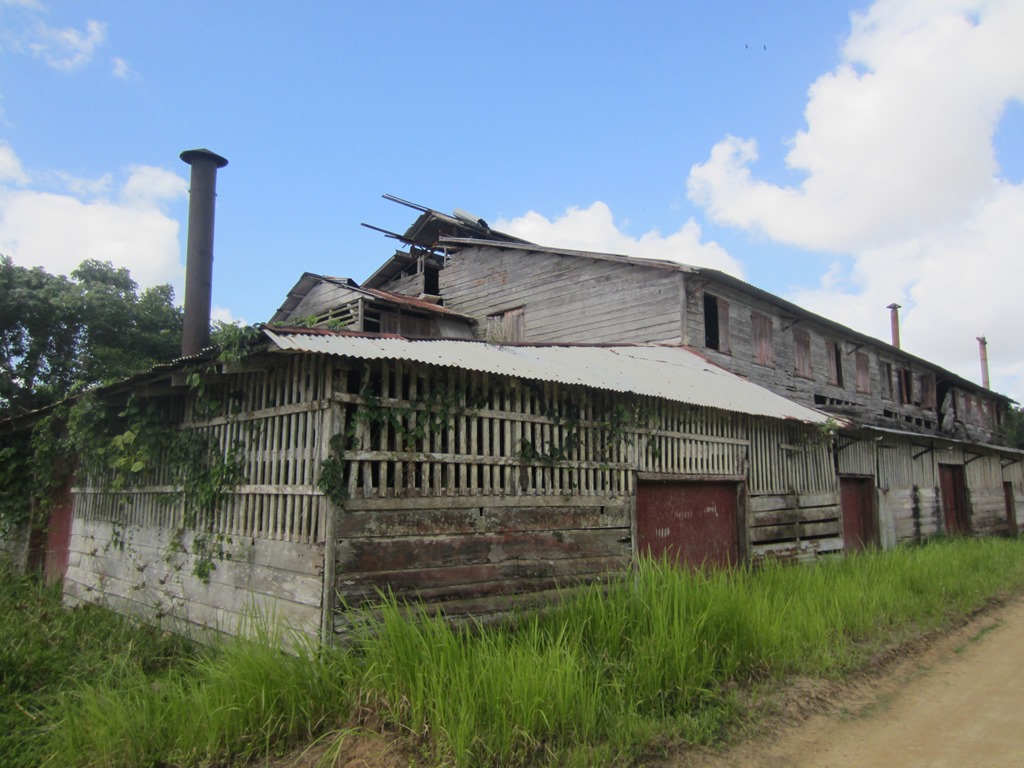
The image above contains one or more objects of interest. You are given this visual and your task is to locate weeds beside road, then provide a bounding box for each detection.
[4,537,1024,767]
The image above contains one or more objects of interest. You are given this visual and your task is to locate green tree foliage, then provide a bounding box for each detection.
[1001,405,1024,449]
[0,256,183,417]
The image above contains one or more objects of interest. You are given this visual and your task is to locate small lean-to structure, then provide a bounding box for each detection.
[57,326,844,640]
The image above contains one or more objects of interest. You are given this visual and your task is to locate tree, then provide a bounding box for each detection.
[1002,405,1024,450]
[0,257,183,417]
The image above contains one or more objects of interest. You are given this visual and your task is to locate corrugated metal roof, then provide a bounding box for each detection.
[261,328,835,424]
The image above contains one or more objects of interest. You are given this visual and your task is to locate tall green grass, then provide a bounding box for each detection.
[33,537,1024,767]
[47,615,358,767]
[0,566,194,768]
[343,538,1024,766]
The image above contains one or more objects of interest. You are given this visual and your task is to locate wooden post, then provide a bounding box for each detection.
[319,377,342,644]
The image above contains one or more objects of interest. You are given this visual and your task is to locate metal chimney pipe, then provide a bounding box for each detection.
[887,303,902,349]
[977,336,990,389]
[180,148,228,358]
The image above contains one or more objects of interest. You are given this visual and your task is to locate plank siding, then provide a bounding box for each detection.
[439,247,684,344]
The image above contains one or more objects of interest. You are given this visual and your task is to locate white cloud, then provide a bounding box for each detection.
[120,165,187,210]
[0,144,186,291]
[28,18,106,72]
[49,170,113,198]
[111,56,131,79]
[495,201,744,276]
[687,0,1024,401]
[0,142,29,184]
[211,307,246,326]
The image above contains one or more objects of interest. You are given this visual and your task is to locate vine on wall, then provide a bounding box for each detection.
[0,335,257,583]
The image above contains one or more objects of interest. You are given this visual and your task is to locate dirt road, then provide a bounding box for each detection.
[684,597,1024,767]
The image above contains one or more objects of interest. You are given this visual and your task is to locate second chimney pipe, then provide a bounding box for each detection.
[978,336,990,389]
[180,148,229,358]
[887,303,902,349]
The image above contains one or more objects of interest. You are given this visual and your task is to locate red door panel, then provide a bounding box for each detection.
[840,477,878,552]
[636,481,739,569]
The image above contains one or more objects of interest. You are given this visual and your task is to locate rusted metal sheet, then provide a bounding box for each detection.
[636,481,739,568]
[262,329,835,424]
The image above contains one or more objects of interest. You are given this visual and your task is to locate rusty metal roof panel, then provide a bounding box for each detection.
[261,329,834,424]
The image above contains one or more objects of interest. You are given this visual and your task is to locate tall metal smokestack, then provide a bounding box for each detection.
[977,336,990,389]
[180,148,228,358]
[887,303,902,349]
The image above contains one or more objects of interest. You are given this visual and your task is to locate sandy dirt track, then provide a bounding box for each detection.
[681,596,1024,768]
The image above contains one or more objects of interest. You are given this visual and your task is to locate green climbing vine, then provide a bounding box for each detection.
[0,330,260,583]
[318,373,473,504]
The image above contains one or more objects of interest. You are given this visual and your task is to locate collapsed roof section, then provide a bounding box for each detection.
[362,195,531,289]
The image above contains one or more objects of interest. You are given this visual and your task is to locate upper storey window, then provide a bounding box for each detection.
[487,306,525,343]
[826,341,844,388]
[752,312,775,367]
[855,351,871,394]
[794,328,813,379]
[703,294,731,354]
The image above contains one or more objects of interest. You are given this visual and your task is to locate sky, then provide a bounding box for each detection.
[1,1,1023,402]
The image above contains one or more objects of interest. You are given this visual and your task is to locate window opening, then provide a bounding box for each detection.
[898,367,913,405]
[794,328,812,379]
[855,351,871,394]
[752,311,774,367]
[921,373,937,410]
[880,361,894,400]
[703,294,730,353]
[827,341,844,388]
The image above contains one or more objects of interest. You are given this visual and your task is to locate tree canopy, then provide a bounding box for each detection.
[0,256,183,417]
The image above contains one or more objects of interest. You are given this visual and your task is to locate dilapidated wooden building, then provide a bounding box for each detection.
[8,196,1023,642]
[56,328,856,639]
[273,202,1022,554]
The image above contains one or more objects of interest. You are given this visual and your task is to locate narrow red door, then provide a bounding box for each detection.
[636,481,739,569]
[840,477,878,552]
[939,464,970,535]
[43,479,74,584]
[1004,482,1018,536]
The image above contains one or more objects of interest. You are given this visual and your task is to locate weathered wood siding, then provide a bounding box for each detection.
[284,281,362,324]
[424,243,1007,445]
[329,358,839,626]
[685,282,1005,443]
[437,246,686,344]
[833,429,1023,546]
[64,355,335,637]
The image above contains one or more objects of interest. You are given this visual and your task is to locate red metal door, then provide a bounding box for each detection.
[636,481,739,569]
[1004,482,1018,536]
[940,464,970,535]
[27,478,74,584]
[840,477,878,552]
[43,480,73,584]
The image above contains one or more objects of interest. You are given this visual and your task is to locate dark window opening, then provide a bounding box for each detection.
[424,267,440,295]
[703,294,730,353]
[827,341,843,388]
[898,368,913,405]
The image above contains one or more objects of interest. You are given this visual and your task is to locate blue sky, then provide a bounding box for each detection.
[2,1,1023,402]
